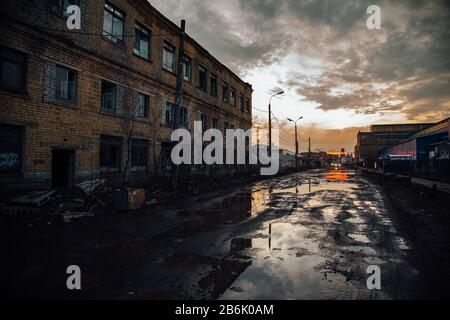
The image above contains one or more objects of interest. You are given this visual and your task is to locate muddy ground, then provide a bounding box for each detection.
[1,169,448,299]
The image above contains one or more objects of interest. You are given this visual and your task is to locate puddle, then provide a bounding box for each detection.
[348,233,371,244]
[345,217,366,224]
[342,246,377,256]
[175,170,420,299]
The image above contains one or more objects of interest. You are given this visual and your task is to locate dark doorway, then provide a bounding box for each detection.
[51,149,75,188]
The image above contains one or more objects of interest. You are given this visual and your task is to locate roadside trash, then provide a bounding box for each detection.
[7,190,57,208]
[114,188,146,211]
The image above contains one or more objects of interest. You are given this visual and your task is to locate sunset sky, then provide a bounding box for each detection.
[149,0,450,152]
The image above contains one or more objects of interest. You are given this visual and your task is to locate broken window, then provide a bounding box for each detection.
[198,65,207,91]
[0,124,23,176]
[134,23,151,60]
[131,139,148,170]
[182,55,191,81]
[163,42,176,73]
[0,46,26,91]
[55,65,77,102]
[100,135,122,170]
[210,73,218,97]
[134,92,149,118]
[103,2,124,45]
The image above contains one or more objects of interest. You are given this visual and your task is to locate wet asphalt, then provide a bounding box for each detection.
[109,169,426,300]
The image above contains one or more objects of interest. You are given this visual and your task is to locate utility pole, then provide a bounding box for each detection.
[173,20,186,191]
[267,91,284,156]
[175,20,185,108]
[294,123,299,169]
[308,137,311,166]
[268,103,271,157]
[287,116,303,170]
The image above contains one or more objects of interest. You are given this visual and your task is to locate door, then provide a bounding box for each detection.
[51,150,75,188]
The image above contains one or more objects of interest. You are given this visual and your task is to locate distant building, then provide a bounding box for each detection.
[355,123,433,168]
[380,118,450,181]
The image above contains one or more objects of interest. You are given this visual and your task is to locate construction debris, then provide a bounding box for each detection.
[7,190,57,208]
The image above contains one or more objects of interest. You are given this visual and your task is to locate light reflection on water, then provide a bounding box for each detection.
[218,170,416,300]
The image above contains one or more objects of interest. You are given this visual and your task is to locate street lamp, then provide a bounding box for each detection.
[287,116,303,169]
[268,90,284,155]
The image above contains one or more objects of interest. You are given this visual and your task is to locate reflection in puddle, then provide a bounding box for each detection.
[216,170,418,299]
[325,171,348,181]
[342,246,377,256]
[348,233,371,244]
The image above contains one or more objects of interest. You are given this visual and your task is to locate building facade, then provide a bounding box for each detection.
[0,0,253,189]
[380,118,450,181]
[355,123,432,168]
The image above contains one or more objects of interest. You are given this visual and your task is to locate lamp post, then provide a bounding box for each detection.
[268,90,284,156]
[287,116,303,169]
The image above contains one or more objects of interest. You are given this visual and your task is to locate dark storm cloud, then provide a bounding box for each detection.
[149,0,450,121]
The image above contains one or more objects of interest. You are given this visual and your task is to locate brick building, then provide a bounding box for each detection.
[0,0,253,189]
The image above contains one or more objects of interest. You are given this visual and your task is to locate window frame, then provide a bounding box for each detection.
[99,135,122,171]
[103,2,125,46]
[222,82,229,103]
[210,73,218,97]
[131,138,149,171]
[0,124,24,177]
[134,91,149,119]
[55,64,77,103]
[0,46,27,92]
[134,22,151,61]
[101,81,117,113]
[198,65,207,91]
[230,88,236,106]
[200,113,208,132]
[162,41,176,73]
[50,0,80,17]
[164,102,189,129]
[212,118,219,129]
[182,55,192,82]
